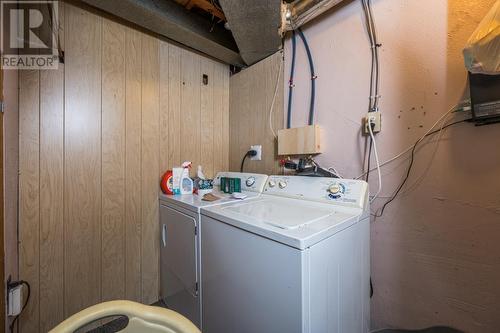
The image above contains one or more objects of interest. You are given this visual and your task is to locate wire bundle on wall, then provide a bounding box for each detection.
[361,0,382,203]
[371,108,471,217]
[361,0,381,113]
[287,27,317,128]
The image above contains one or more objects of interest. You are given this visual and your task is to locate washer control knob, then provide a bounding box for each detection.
[246,176,256,187]
[328,184,341,195]
[278,180,287,189]
[268,180,276,188]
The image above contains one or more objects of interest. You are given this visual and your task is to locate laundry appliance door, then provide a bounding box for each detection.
[160,204,199,327]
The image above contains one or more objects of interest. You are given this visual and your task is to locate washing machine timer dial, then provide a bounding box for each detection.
[327,182,346,199]
[278,180,287,189]
[246,176,256,187]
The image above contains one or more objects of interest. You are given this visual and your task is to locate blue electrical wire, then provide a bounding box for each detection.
[287,31,297,129]
[296,27,316,126]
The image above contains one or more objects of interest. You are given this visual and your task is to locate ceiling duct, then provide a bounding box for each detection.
[218,0,282,66]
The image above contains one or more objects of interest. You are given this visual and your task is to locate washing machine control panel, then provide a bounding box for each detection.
[264,176,368,209]
[214,172,268,193]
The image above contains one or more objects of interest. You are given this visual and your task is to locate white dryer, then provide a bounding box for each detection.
[158,172,268,329]
[200,175,370,333]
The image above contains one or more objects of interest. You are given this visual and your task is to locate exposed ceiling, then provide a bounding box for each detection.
[79,0,345,67]
[80,0,245,66]
[172,0,226,21]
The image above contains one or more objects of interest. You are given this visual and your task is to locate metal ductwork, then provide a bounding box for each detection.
[282,0,346,31]
[79,0,245,66]
[218,0,282,66]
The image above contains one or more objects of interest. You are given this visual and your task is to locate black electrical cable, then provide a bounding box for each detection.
[240,150,257,172]
[374,119,470,218]
[9,280,31,333]
[365,138,373,182]
[287,31,297,129]
[296,27,317,125]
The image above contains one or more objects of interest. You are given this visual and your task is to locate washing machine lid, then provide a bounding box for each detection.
[202,196,362,249]
[222,199,336,230]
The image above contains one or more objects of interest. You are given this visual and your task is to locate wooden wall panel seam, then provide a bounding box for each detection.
[61,2,66,321]
[63,5,103,318]
[19,69,41,333]
[124,27,143,302]
[101,18,126,301]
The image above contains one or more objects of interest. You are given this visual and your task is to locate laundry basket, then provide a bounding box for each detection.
[49,300,201,333]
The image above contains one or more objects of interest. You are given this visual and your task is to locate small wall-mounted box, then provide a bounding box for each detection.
[278,125,322,156]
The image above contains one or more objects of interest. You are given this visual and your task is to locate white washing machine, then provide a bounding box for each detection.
[200,175,370,333]
[158,172,268,329]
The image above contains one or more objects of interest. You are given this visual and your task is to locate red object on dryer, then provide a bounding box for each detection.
[160,170,174,195]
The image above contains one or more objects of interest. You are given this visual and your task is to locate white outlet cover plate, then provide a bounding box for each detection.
[250,145,262,161]
[8,285,22,316]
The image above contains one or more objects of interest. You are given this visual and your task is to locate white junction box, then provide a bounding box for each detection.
[363,111,381,135]
[8,284,22,316]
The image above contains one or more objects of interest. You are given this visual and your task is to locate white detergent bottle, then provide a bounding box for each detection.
[180,161,194,194]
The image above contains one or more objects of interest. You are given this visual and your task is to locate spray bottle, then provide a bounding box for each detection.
[180,161,194,194]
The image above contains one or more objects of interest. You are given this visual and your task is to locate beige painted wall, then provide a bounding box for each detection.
[281,0,500,332]
[229,0,500,331]
[229,52,284,174]
[17,3,229,332]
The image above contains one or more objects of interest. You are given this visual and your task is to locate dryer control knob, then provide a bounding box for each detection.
[278,180,287,189]
[246,176,256,187]
[328,184,341,194]
[268,180,276,188]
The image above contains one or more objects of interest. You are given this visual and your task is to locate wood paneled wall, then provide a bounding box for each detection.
[0,53,5,331]
[18,3,229,332]
[229,52,284,175]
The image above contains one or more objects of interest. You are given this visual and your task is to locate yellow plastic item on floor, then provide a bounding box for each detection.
[49,300,201,333]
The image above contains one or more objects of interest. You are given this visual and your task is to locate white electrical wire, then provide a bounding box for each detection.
[269,54,284,138]
[400,110,451,195]
[328,166,343,178]
[356,106,459,180]
[367,118,382,202]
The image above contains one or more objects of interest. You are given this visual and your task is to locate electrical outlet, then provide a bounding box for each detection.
[250,145,262,161]
[363,111,381,135]
[8,284,22,316]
